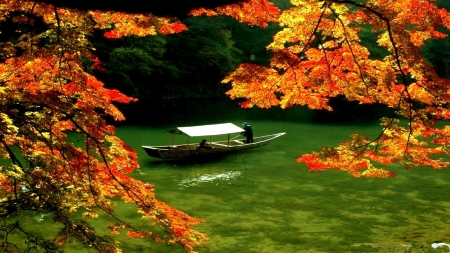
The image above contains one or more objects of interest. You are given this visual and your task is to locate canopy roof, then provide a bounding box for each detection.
[168,123,244,137]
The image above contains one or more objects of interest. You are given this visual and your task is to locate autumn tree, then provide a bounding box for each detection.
[0,1,216,252]
[218,0,450,178]
[0,0,280,252]
[0,0,283,251]
[4,0,448,251]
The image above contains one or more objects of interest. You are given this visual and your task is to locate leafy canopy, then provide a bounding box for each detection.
[220,0,450,178]
[2,0,449,252]
[0,0,278,251]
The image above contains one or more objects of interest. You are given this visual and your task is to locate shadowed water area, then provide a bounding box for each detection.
[26,100,450,252]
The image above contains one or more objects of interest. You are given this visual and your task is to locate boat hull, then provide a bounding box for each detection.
[142,133,285,159]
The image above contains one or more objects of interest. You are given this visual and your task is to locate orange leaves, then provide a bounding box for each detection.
[298,117,450,178]
[215,0,280,28]
[297,150,396,178]
[221,0,450,177]
[297,131,396,178]
[127,231,144,238]
[0,0,209,251]
[190,0,280,28]
[157,20,188,34]
[223,63,281,108]
[91,11,187,38]
[189,8,218,17]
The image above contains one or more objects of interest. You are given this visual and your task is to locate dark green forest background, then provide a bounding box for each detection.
[88,0,450,124]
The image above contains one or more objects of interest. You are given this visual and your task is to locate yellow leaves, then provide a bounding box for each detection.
[90,11,187,38]
[298,111,450,178]
[0,1,213,252]
[231,0,450,129]
[408,30,443,47]
[82,211,99,218]
[212,0,280,28]
[5,164,24,179]
[0,113,18,135]
[189,8,218,17]
[223,63,281,108]
[407,83,434,105]
[376,31,392,50]
[360,167,395,178]
[297,146,395,178]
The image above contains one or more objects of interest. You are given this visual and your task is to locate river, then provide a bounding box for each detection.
[108,101,450,252]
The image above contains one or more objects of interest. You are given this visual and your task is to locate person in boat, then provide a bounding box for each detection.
[242,122,254,143]
[197,139,212,149]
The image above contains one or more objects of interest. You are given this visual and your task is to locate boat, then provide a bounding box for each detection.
[142,123,286,159]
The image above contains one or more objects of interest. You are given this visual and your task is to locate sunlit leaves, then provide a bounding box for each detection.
[223,0,450,177]
[190,0,280,28]
[0,0,206,252]
[91,11,187,38]
[223,63,281,108]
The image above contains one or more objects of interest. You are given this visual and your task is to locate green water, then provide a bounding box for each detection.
[12,99,450,252]
[110,119,450,253]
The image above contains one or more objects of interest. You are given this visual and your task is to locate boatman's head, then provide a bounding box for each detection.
[242,122,248,126]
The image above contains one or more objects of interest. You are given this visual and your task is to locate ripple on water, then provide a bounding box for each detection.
[178,171,242,187]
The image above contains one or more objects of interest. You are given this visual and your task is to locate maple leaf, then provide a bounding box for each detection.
[0,0,209,251]
[223,0,450,177]
[190,0,280,28]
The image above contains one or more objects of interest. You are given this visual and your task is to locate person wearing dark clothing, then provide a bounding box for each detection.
[197,139,211,149]
[242,122,254,143]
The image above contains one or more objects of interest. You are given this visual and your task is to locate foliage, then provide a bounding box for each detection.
[3,0,450,251]
[222,0,450,178]
[160,16,245,98]
[101,35,171,99]
[190,0,280,28]
[0,1,210,252]
[90,15,247,101]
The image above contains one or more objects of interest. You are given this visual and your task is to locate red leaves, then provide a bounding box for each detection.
[0,1,207,251]
[158,21,188,34]
[297,152,395,178]
[127,231,144,238]
[190,0,280,28]
[92,11,188,38]
[221,0,450,177]
[297,118,450,178]
[103,30,122,39]
[297,154,328,171]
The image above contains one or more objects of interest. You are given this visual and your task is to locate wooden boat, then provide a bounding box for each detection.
[142,123,285,159]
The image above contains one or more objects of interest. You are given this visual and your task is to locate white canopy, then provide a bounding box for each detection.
[170,123,244,137]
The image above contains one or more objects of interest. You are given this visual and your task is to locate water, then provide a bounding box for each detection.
[14,100,442,252]
[112,117,450,253]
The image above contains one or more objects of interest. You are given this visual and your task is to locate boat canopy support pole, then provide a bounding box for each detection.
[227,134,230,147]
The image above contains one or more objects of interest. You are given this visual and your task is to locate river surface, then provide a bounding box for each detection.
[108,103,450,253]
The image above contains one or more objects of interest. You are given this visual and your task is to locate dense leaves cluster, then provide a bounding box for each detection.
[0,0,208,252]
[223,0,450,178]
[2,0,450,252]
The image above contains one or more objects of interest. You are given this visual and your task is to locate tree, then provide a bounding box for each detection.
[92,15,245,102]
[5,0,448,251]
[0,0,265,252]
[100,35,170,99]
[0,0,280,252]
[160,16,245,99]
[220,0,450,178]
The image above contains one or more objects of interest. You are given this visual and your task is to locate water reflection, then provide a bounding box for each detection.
[116,120,450,252]
[177,170,242,187]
